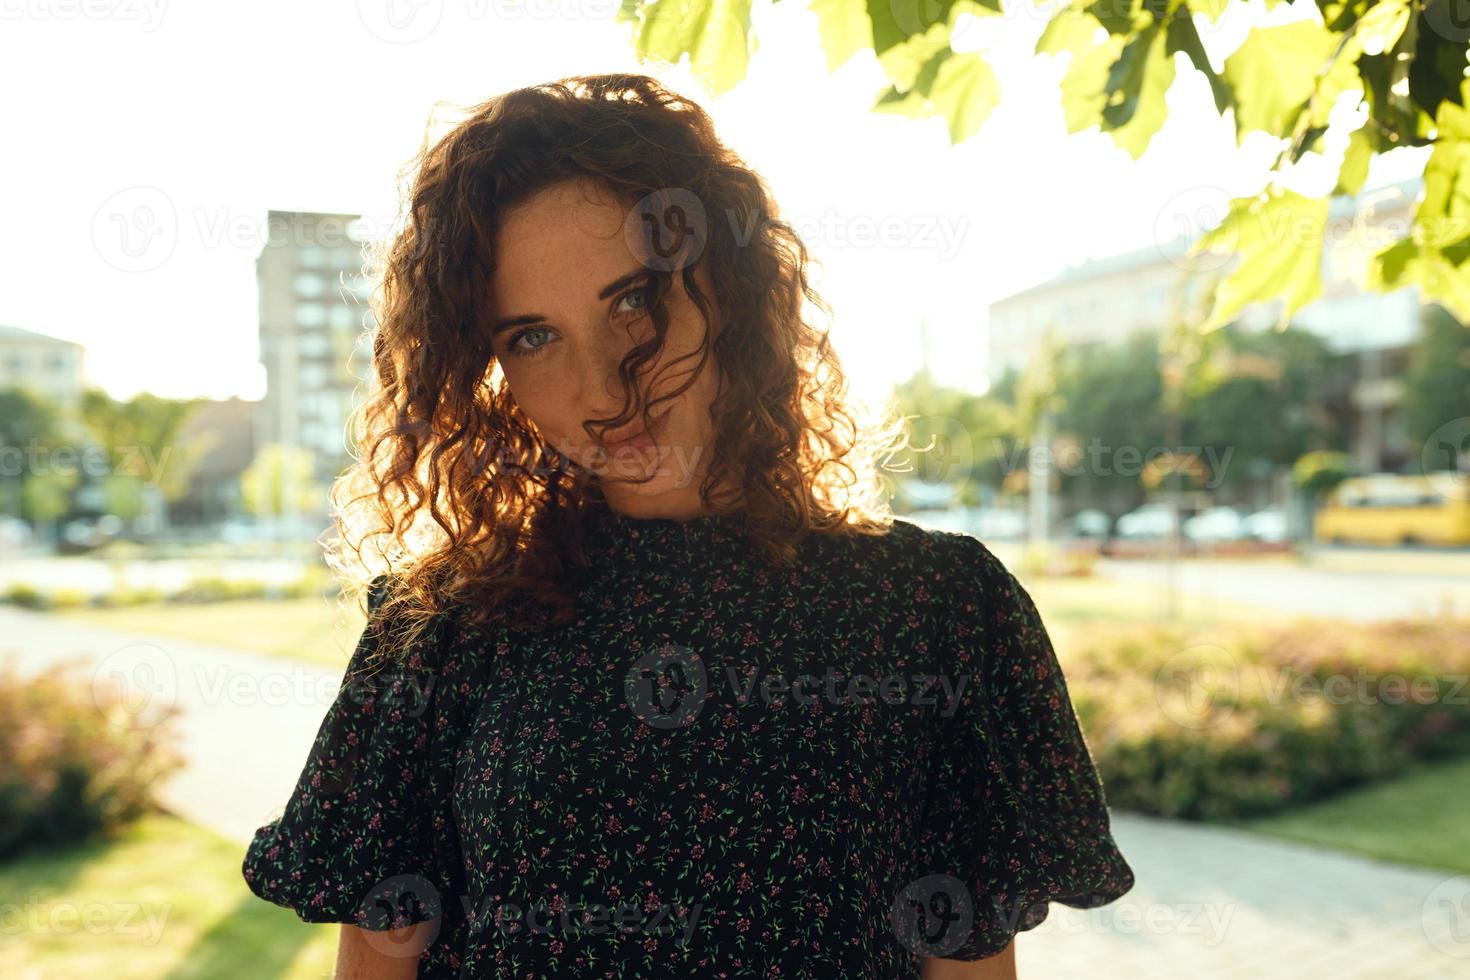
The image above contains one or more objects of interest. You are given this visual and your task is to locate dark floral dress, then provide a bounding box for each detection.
[242,505,1135,978]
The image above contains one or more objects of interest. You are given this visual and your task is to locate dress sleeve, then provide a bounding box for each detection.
[241,575,468,936]
[901,534,1135,960]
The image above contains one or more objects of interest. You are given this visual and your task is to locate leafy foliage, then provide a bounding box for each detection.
[1072,613,1470,820]
[1401,301,1470,452]
[617,0,1470,329]
[0,655,185,859]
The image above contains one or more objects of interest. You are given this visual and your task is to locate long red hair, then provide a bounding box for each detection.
[324,73,906,649]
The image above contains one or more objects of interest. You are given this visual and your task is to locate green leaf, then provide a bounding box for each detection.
[1360,50,1439,147]
[1222,20,1346,142]
[1059,31,1129,133]
[872,47,1000,143]
[1334,126,1374,197]
[636,0,756,96]
[927,48,1001,142]
[810,0,871,73]
[1351,0,1411,57]
[1373,239,1470,323]
[868,0,958,57]
[1415,87,1470,250]
[875,19,950,92]
[1086,0,1142,34]
[1165,11,1231,113]
[1368,236,1418,290]
[1408,13,1470,123]
[1102,21,1176,158]
[1193,189,1329,332]
[1102,22,1156,127]
[1036,7,1102,56]
[1185,0,1229,24]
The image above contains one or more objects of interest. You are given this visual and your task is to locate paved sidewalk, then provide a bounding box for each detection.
[1,605,346,844]
[1025,813,1470,978]
[3,606,1467,977]
[1093,556,1470,622]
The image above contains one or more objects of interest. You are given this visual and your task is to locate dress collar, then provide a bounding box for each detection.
[582,500,753,568]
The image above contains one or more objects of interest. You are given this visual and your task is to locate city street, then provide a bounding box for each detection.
[1092,552,1470,622]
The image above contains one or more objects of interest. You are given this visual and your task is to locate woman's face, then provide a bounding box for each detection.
[487,178,726,518]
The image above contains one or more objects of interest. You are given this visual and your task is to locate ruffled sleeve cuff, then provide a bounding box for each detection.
[899,535,1136,960]
[241,575,466,934]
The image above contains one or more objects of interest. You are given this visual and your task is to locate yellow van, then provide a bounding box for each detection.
[1314,472,1470,546]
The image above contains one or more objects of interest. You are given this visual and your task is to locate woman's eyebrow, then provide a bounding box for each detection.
[490,266,648,336]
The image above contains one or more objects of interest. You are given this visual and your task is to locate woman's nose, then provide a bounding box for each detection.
[576,345,648,423]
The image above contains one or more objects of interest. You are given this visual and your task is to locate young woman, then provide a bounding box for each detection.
[241,73,1135,979]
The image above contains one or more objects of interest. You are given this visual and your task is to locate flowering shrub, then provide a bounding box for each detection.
[1066,617,1470,820]
[0,654,185,859]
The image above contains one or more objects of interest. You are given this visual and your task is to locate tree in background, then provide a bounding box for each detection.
[1052,332,1166,506]
[0,387,78,528]
[240,444,326,527]
[890,364,1016,509]
[618,0,1470,330]
[77,389,207,526]
[1401,302,1470,466]
[1291,447,1354,525]
[1181,323,1336,492]
[889,316,1341,538]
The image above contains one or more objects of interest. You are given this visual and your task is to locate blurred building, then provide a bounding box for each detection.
[255,210,376,516]
[0,323,86,407]
[171,395,259,525]
[987,177,1427,474]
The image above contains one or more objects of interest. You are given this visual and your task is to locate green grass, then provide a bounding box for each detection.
[1019,573,1296,662]
[1229,755,1470,874]
[55,597,367,669]
[0,812,338,979]
[47,565,1296,674]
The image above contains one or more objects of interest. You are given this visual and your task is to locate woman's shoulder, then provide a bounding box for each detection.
[795,517,1015,640]
[355,573,482,683]
[809,515,1007,589]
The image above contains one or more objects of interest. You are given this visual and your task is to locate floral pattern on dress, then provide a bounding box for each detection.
[242,505,1135,978]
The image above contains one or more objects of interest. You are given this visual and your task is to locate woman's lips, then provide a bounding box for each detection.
[600,407,672,452]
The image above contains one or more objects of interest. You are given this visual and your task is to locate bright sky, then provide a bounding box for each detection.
[0,0,1428,404]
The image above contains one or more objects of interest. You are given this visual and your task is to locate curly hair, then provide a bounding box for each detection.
[323,72,909,652]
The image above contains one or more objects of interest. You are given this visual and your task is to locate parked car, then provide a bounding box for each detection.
[905,505,976,537]
[59,514,124,554]
[1114,502,1180,539]
[1314,472,1470,546]
[1241,507,1288,543]
[1058,509,1111,540]
[1183,506,1245,542]
[0,516,32,550]
[974,508,1027,540]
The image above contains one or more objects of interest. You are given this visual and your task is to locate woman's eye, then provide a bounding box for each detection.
[508,326,553,357]
[615,285,654,318]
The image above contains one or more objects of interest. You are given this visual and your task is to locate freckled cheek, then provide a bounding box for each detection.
[504,386,588,457]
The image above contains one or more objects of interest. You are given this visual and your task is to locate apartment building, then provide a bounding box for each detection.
[0,323,86,408]
[986,177,1427,472]
[255,210,377,514]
